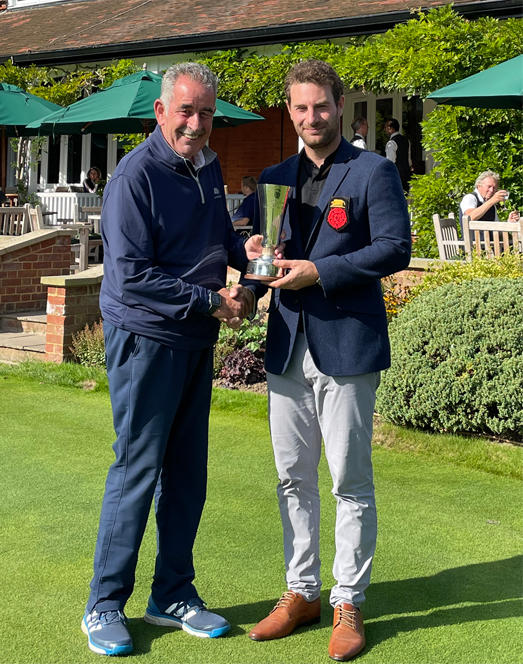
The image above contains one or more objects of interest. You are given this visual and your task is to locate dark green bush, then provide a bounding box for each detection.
[376,278,523,441]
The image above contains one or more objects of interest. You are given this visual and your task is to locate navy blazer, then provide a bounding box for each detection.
[252,138,411,377]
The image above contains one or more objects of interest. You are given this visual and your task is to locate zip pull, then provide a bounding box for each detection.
[185,160,205,204]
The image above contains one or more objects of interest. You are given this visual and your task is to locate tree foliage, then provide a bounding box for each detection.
[0,59,138,106]
[337,7,521,97]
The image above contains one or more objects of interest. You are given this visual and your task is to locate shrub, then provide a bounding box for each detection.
[70,320,106,369]
[381,275,412,321]
[219,347,266,388]
[213,313,267,379]
[412,252,523,299]
[376,278,523,441]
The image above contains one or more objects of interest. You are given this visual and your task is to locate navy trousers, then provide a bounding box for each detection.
[87,322,213,613]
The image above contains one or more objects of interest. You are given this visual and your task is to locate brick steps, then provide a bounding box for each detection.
[0,311,47,363]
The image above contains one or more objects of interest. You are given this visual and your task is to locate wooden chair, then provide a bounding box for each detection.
[28,204,101,271]
[27,204,47,231]
[74,203,102,224]
[462,214,523,259]
[433,213,465,260]
[0,204,31,236]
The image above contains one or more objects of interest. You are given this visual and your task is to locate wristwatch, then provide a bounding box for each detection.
[208,291,222,315]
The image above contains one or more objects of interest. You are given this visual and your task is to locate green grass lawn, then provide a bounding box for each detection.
[0,365,522,664]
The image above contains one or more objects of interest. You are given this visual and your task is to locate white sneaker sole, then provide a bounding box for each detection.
[144,611,229,638]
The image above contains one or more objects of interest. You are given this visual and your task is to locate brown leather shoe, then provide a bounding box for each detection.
[249,591,321,641]
[328,603,365,661]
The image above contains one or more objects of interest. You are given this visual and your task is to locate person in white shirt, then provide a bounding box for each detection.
[350,117,368,150]
[460,170,519,223]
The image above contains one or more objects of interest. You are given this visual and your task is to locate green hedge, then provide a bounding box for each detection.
[376,278,523,441]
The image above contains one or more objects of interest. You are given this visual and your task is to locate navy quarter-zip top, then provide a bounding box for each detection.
[100,125,248,349]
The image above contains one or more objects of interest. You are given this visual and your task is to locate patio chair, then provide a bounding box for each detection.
[0,204,31,236]
[462,214,523,259]
[28,204,100,271]
[432,213,465,260]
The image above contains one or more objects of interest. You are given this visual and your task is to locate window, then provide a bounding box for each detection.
[67,135,83,184]
[402,96,424,175]
[47,135,61,185]
[375,98,393,156]
[90,134,108,180]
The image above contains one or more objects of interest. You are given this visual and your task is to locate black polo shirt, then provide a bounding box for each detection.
[297,148,337,246]
[295,146,338,331]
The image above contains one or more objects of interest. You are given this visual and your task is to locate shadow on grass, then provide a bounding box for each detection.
[127,555,522,655]
[128,595,325,654]
[365,554,523,652]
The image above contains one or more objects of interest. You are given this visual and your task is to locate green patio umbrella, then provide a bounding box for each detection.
[26,70,264,135]
[0,82,62,135]
[427,55,523,109]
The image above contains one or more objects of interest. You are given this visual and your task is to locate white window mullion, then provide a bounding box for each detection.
[107,135,117,179]
[58,135,68,185]
[81,134,91,184]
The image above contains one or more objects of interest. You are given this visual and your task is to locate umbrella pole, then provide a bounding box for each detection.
[0,126,6,192]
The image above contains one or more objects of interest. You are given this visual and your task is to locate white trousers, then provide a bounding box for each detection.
[267,334,379,608]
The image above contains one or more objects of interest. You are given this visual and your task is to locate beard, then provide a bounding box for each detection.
[298,120,340,150]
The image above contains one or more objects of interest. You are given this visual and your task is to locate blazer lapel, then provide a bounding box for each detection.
[304,139,355,256]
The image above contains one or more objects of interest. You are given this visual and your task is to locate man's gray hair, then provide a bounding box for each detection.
[475,170,500,188]
[351,117,367,133]
[161,63,218,111]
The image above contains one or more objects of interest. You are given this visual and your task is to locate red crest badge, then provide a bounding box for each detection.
[326,198,350,231]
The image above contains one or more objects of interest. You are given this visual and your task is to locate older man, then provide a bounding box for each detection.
[82,62,255,656]
[460,170,519,223]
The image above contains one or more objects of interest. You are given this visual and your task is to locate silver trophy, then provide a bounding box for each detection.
[245,183,290,281]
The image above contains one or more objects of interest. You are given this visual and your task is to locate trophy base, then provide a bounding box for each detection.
[244,273,278,282]
[244,256,279,282]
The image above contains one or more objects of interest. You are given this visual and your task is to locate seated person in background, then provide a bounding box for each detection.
[350,117,368,150]
[83,166,102,193]
[231,176,257,231]
[460,170,519,224]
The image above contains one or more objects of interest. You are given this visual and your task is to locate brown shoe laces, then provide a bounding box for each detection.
[271,591,298,613]
[335,605,358,630]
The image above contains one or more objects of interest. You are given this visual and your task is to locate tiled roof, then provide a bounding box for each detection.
[0,0,519,65]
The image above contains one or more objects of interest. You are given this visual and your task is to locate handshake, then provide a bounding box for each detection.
[210,232,320,329]
[211,284,255,330]
[209,232,265,329]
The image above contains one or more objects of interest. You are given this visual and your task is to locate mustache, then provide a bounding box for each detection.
[179,129,206,139]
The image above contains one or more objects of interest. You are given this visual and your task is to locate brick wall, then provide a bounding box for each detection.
[0,231,73,315]
[42,266,103,363]
[210,108,298,192]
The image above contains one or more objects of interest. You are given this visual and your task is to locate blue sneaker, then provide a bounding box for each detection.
[81,609,133,656]
[144,596,230,638]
